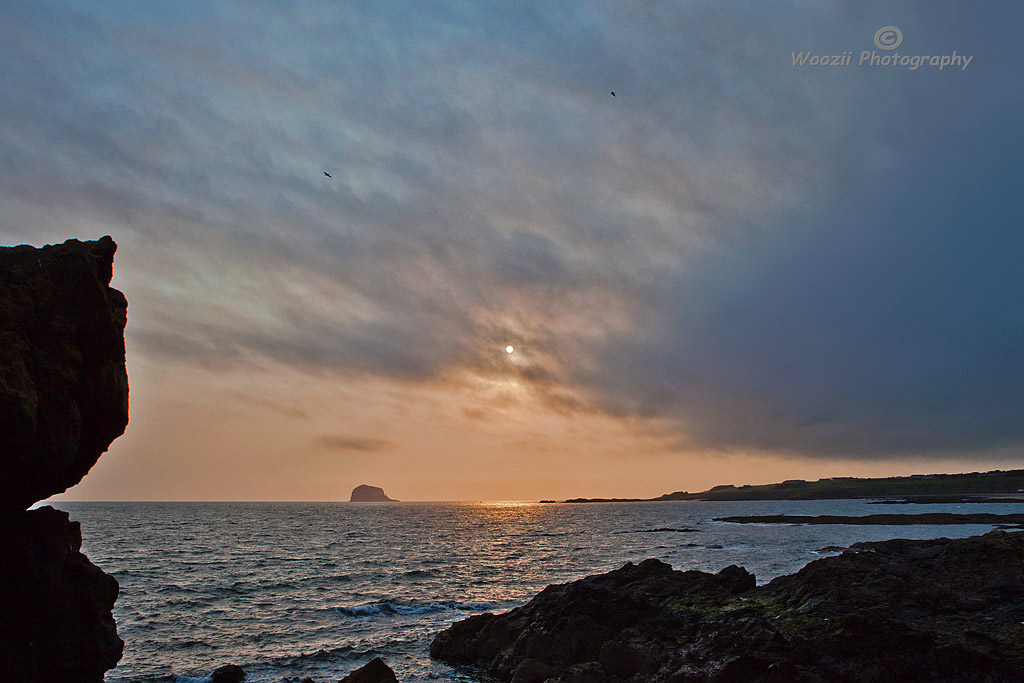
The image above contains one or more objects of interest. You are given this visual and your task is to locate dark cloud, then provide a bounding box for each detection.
[586,109,1024,458]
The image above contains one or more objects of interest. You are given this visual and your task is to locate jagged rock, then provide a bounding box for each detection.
[339,657,399,682]
[814,545,846,553]
[0,506,122,682]
[0,236,129,512]
[432,531,1024,682]
[0,237,128,682]
[210,663,246,682]
[432,558,754,681]
[350,484,397,502]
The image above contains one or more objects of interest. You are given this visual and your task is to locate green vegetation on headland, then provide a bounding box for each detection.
[553,468,1024,503]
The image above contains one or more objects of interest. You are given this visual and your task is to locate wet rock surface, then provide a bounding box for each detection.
[432,531,1024,682]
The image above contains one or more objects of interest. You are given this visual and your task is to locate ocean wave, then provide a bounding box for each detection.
[401,569,437,578]
[274,644,370,666]
[614,527,700,534]
[227,573,353,593]
[338,599,498,617]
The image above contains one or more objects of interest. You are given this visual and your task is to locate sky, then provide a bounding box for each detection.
[3,1,1022,501]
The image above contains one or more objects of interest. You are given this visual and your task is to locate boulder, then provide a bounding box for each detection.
[350,484,397,502]
[210,663,246,682]
[339,657,399,682]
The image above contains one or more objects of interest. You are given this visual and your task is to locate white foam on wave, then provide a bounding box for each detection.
[338,599,498,617]
[339,603,389,616]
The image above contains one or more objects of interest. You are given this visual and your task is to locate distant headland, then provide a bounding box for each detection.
[350,484,398,502]
[548,468,1024,503]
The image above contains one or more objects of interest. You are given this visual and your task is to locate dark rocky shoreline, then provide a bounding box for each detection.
[866,495,1024,505]
[716,513,1024,529]
[431,530,1024,682]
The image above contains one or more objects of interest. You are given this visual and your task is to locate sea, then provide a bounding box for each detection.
[50,499,1022,683]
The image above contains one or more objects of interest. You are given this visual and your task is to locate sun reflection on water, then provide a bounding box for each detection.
[475,500,540,508]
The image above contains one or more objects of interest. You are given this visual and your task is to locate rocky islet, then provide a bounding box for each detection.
[350,484,398,502]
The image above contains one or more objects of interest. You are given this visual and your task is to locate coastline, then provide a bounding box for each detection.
[549,468,1024,504]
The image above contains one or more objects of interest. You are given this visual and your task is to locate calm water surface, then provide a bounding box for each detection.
[53,500,1019,682]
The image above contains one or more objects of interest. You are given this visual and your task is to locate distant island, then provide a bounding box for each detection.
[551,468,1024,503]
[349,484,398,502]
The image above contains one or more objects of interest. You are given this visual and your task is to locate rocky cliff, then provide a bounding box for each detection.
[432,530,1024,682]
[1,236,129,511]
[0,237,128,682]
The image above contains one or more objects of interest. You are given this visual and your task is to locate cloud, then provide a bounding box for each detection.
[2,0,1021,467]
[230,391,309,420]
[584,111,1024,458]
[316,435,397,453]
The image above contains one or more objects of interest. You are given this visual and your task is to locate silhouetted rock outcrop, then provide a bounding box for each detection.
[0,506,122,681]
[339,657,400,682]
[280,658,399,683]
[210,663,246,683]
[0,236,129,511]
[0,237,127,682]
[350,484,397,502]
[432,531,1024,682]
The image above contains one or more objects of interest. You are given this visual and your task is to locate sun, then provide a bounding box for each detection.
[505,345,514,354]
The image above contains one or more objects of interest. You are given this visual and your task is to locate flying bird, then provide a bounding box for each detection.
[323,171,332,178]
[610,91,616,97]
